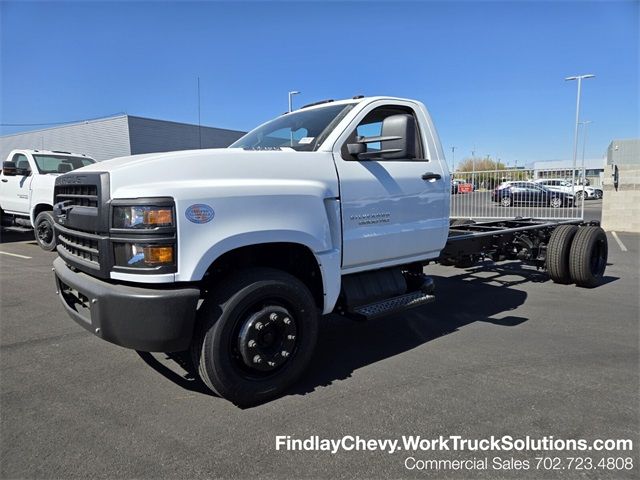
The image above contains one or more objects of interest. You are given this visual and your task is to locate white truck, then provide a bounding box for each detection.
[51,96,608,406]
[0,149,96,250]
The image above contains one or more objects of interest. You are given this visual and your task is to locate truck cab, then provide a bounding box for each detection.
[0,149,95,250]
[52,96,450,405]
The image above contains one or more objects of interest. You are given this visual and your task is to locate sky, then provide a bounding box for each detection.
[1,0,638,166]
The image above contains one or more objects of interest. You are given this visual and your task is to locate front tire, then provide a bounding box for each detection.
[191,268,319,407]
[34,211,56,251]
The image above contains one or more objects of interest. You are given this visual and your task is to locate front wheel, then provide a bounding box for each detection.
[501,196,512,207]
[34,211,56,251]
[191,268,319,407]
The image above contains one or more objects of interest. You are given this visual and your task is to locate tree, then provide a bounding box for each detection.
[455,156,506,173]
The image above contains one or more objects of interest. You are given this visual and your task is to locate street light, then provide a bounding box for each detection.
[565,74,595,191]
[451,146,456,173]
[579,120,593,183]
[288,91,301,113]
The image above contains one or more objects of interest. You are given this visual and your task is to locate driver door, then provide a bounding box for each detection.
[332,102,448,271]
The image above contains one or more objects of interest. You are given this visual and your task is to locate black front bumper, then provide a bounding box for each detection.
[53,257,200,352]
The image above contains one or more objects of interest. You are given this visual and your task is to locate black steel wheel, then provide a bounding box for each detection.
[191,268,318,406]
[569,226,608,288]
[546,225,579,284]
[34,211,56,251]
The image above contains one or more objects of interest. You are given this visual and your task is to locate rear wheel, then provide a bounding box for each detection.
[191,268,319,407]
[569,226,608,288]
[546,225,579,284]
[574,191,585,202]
[550,197,563,208]
[501,196,512,207]
[34,211,56,251]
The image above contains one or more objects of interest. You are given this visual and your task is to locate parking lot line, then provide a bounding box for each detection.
[611,231,628,252]
[0,251,32,259]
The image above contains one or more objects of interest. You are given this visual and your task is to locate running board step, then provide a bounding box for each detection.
[350,291,436,320]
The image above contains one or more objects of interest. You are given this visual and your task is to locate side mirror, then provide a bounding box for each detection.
[347,114,417,161]
[347,143,366,156]
[2,161,17,176]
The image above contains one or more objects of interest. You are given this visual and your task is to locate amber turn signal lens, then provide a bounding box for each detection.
[142,246,174,265]
[144,208,173,226]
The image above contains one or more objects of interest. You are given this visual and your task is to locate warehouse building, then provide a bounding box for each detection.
[532,158,606,187]
[0,114,245,162]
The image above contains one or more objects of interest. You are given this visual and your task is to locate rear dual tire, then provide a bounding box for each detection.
[547,225,607,287]
[568,226,608,288]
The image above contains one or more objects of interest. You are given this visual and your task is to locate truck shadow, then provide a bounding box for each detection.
[292,269,530,399]
[137,265,536,404]
[0,227,35,245]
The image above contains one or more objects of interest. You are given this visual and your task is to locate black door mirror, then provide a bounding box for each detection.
[2,161,17,176]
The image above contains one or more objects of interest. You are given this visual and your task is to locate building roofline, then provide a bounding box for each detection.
[1,114,245,138]
[0,114,129,138]
[126,115,245,134]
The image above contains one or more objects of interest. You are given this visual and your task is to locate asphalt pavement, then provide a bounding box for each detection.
[0,215,638,479]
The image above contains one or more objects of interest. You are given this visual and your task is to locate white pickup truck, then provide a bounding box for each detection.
[51,96,608,406]
[0,149,96,250]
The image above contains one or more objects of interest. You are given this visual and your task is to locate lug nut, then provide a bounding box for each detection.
[287,334,296,340]
[269,313,278,321]
[268,361,275,367]
[91,299,97,304]
[254,322,263,331]
[283,317,291,325]
[281,351,290,358]
[95,328,100,334]
[253,355,262,364]
[248,340,256,348]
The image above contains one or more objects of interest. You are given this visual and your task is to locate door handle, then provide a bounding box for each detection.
[421,172,441,181]
[1,179,7,183]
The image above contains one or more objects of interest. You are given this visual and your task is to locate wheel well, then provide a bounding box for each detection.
[32,203,52,219]
[203,243,324,310]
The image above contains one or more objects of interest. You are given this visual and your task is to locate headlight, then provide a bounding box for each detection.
[114,243,175,268]
[113,205,174,229]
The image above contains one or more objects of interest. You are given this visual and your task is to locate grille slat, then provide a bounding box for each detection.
[58,231,100,266]
[55,185,98,207]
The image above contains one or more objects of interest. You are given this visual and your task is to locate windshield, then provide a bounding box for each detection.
[33,155,95,174]
[230,103,356,152]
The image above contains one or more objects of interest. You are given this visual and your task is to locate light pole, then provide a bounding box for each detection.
[451,146,456,173]
[288,90,301,113]
[565,74,595,191]
[579,120,593,184]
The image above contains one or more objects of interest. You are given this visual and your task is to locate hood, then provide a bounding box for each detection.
[76,147,340,200]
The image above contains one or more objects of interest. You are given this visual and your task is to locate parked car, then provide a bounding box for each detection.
[534,178,601,200]
[492,181,574,208]
[0,149,96,250]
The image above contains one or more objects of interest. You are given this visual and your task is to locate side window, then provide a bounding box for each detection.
[12,154,31,174]
[342,105,425,161]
